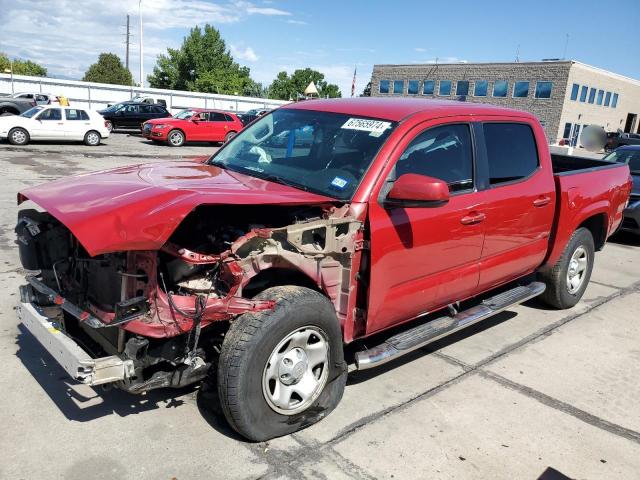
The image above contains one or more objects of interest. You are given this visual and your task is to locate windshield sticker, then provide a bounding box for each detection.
[341,118,391,137]
[331,176,348,189]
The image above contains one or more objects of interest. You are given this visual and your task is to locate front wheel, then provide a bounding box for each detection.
[105,120,113,133]
[167,129,185,147]
[8,127,29,145]
[215,286,347,441]
[540,227,595,309]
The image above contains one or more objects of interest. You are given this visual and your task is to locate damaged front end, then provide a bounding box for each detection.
[16,204,363,393]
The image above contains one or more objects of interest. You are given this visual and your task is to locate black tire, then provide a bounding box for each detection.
[8,127,29,146]
[105,120,113,133]
[83,130,101,146]
[224,131,236,143]
[215,286,347,441]
[167,129,185,147]
[540,227,595,309]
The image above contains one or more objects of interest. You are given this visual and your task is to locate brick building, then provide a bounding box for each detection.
[370,60,640,145]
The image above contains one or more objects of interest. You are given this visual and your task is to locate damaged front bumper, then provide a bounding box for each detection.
[16,300,134,386]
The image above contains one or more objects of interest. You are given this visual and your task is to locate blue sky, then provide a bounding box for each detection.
[1,0,639,96]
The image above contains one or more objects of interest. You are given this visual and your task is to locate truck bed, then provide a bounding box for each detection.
[544,153,630,268]
[551,153,619,175]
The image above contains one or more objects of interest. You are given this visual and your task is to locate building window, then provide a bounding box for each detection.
[423,80,435,95]
[408,80,419,95]
[579,86,588,102]
[513,81,530,98]
[393,80,405,95]
[456,80,469,96]
[612,93,618,108]
[439,80,452,96]
[474,80,488,96]
[570,83,579,101]
[493,80,508,97]
[379,80,390,94]
[535,81,552,99]
[588,88,596,104]
[596,90,604,105]
[604,91,612,106]
[563,123,572,140]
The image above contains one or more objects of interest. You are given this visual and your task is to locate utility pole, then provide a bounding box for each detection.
[562,33,569,60]
[139,0,144,88]
[124,14,131,72]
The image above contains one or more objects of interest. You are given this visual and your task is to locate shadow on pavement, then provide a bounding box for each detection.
[14,323,198,422]
[608,231,640,247]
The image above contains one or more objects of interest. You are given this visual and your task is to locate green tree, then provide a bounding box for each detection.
[0,53,47,76]
[148,24,255,96]
[267,68,341,100]
[82,53,133,85]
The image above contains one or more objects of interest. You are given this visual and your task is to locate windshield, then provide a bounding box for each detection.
[209,109,396,200]
[174,110,196,120]
[102,102,126,112]
[603,149,640,172]
[20,106,44,118]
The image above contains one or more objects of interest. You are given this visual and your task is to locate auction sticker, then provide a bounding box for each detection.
[341,118,391,137]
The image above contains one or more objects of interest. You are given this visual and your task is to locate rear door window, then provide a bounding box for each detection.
[210,112,227,122]
[394,124,474,193]
[65,109,89,120]
[483,123,539,185]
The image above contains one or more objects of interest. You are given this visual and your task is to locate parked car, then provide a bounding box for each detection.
[605,131,640,151]
[142,109,243,146]
[0,106,109,146]
[15,98,631,441]
[603,145,640,234]
[0,92,54,105]
[238,108,271,126]
[0,96,37,116]
[98,101,171,132]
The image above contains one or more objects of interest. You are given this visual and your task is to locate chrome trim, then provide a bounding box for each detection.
[17,301,134,385]
[354,282,545,370]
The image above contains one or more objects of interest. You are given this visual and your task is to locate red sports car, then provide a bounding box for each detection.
[142,108,244,147]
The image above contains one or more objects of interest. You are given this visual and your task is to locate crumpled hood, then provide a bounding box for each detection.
[18,160,335,256]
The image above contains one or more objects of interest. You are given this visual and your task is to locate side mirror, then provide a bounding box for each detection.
[385,173,450,208]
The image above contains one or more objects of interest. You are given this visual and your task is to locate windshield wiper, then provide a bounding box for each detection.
[256,173,310,192]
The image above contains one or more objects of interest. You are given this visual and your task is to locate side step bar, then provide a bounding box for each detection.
[354,281,545,370]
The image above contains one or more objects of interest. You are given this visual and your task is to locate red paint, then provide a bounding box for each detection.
[18,161,336,256]
[19,98,631,343]
[387,174,449,203]
[142,108,243,143]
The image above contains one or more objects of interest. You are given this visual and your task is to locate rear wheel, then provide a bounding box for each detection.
[215,286,347,441]
[84,130,101,146]
[8,127,29,145]
[224,131,236,143]
[540,227,595,309]
[167,129,185,147]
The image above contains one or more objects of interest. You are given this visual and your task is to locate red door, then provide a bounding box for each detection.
[476,120,555,290]
[204,112,230,141]
[365,119,485,335]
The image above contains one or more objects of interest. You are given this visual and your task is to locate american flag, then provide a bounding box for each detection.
[351,66,357,97]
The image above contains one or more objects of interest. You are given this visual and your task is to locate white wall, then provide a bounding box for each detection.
[0,73,288,114]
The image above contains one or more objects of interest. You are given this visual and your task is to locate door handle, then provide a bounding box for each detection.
[460,212,486,225]
[533,196,551,207]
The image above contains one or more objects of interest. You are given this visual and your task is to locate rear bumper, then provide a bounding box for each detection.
[17,301,134,386]
[622,199,640,235]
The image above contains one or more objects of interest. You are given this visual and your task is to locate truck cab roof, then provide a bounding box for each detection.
[283,97,536,122]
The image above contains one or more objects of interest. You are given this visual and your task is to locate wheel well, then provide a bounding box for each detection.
[242,268,322,299]
[169,128,185,138]
[0,107,19,115]
[579,214,607,251]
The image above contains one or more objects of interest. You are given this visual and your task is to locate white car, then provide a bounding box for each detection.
[0,106,110,146]
[4,92,54,105]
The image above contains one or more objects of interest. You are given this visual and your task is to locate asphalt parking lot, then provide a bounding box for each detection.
[1,135,639,480]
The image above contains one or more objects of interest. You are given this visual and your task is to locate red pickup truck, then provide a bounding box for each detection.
[15,98,631,441]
